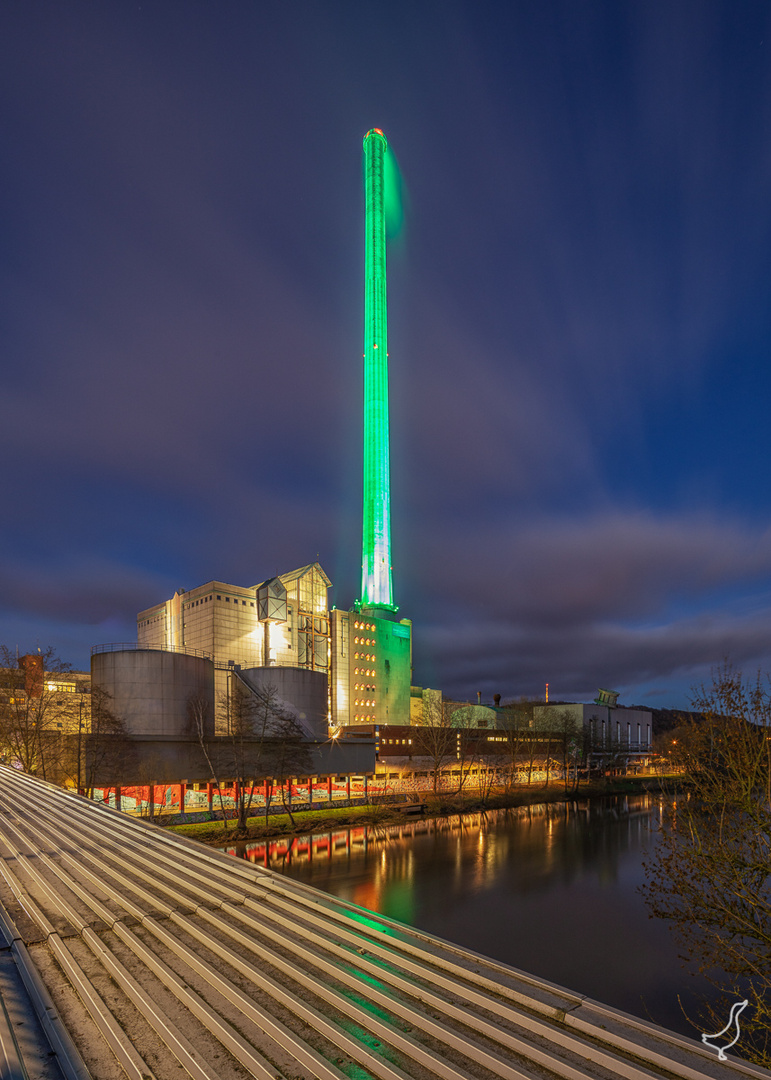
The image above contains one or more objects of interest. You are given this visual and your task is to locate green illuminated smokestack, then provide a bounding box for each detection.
[361,128,396,612]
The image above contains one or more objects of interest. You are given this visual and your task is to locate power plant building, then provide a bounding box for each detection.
[137,563,332,714]
[135,564,412,730]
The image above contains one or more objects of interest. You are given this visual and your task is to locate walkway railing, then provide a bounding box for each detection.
[91,642,214,660]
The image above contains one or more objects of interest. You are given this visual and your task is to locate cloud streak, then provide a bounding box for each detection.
[409,510,771,701]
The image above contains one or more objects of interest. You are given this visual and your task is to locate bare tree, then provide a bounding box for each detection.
[553,708,586,794]
[187,691,230,831]
[473,744,501,804]
[448,709,482,795]
[0,647,79,779]
[80,687,132,797]
[498,700,533,790]
[413,697,456,794]
[220,678,262,830]
[264,727,312,827]
[220,674,312,831]
[642,663,771,1065]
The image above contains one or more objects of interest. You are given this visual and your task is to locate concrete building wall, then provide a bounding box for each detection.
[137,601,170,649]
[92,649,215,737]
[532,703,585,732]
[330,609,352,727]
[583,706,652,750]
[444,703,497,728]
[409,686,443,725]
[240,666,328,741]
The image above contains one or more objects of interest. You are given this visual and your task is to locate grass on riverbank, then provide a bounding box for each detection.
[164,774,678,846]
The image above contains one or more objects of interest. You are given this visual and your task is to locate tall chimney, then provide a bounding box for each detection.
[361,128,396,614]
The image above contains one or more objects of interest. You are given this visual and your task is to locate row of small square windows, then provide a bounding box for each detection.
[354,715,373,721]
[185,595,255,608]
[141,595,255,626]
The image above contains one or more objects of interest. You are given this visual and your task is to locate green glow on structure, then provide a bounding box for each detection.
[362,128,396,611]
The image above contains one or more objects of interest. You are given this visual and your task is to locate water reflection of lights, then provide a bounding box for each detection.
[226,797,657,882]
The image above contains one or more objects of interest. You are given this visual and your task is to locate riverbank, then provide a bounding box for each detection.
[166,774,679,846]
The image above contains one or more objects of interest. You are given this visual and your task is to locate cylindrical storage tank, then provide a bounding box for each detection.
[240,667,328,740]
[92,648,215,737]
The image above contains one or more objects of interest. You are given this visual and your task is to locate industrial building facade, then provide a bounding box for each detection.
[137,562,412,730]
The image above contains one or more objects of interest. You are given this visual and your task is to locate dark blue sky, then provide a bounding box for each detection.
[3,1,771,707]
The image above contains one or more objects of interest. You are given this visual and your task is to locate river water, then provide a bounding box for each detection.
[225,793,718,1039]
